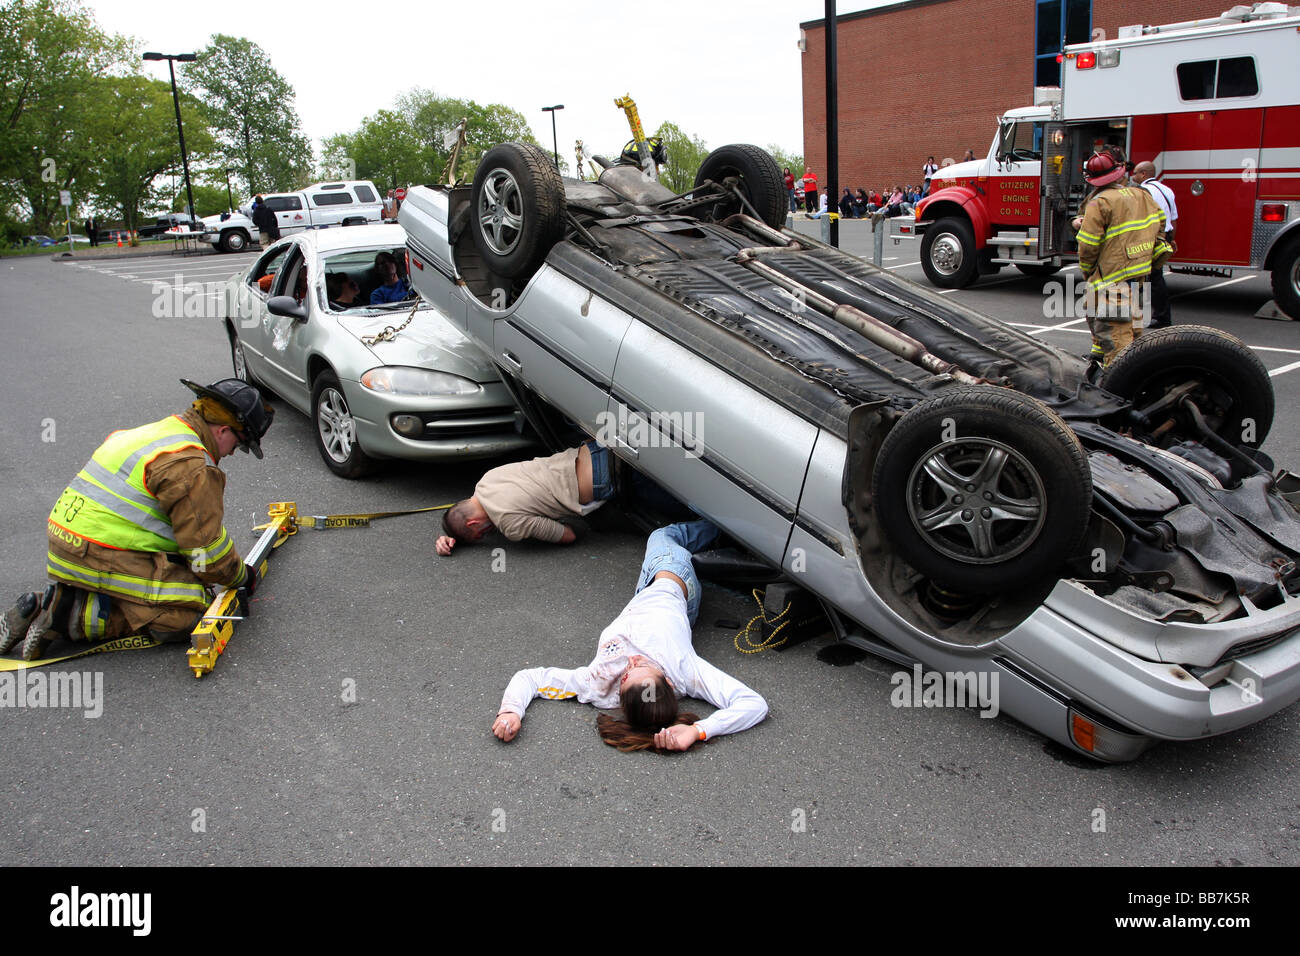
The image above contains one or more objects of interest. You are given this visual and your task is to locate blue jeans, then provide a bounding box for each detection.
[634,520,720,626]
[585,440,615,501]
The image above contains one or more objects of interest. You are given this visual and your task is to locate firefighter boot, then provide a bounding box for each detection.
[20,584,72,661]
[0,591,41,654]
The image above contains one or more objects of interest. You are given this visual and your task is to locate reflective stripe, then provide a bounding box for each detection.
[119,432,206,475]
[1089,260,1153,289]
[182,527,235,571]
[1103,212,1164,239]
[1076,230,1102,247]
[82,458,162,515]
[46,552,208,605]
[66,475,177,543]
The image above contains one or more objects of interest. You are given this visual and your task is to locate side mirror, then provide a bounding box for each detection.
[267,295,308,323]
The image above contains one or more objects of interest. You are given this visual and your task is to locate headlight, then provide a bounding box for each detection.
[360,366,480,396]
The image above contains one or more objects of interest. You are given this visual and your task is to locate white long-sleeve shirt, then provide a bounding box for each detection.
[499,578,768,740]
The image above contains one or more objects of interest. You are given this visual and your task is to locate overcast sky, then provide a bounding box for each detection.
[87,0,900,165]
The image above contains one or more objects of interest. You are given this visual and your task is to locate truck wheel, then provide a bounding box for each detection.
[1015,263,1061,278]
[220,230,249,253]
[921,217,978,288]
[1270,233,1300,320]
[1100,325,1273,448]
[693,144,787,230]
[312,370,376,479]
[470,143,565,281]
[872,386,1091,593]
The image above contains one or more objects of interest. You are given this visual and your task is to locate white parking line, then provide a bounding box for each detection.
[1268,360,1300,377]
[1170,274,1255,298]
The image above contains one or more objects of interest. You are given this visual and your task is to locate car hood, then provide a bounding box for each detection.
[338,309,500,384]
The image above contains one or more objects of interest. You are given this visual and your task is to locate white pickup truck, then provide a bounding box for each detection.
[201,180,385,252]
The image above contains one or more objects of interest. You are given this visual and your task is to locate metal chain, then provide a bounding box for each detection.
[360,298,420,345]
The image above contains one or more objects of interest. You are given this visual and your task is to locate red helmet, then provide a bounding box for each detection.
[1083,147,1127,187]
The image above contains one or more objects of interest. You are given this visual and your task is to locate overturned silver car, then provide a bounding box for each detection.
[401,140,1300,762]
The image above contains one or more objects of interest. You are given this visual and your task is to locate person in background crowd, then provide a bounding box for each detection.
[1130,160,1178,330]
[922,156,938,196]
[839,188,855,219]
[803,168,818,214]
[961,148,976,163]
[853,188,870,218]
[783,168,796,213]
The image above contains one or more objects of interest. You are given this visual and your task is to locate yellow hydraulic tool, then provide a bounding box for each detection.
[186,501,298,678]
[614,94,658,181]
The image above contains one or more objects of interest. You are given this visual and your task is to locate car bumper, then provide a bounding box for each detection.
[1002,583,1300,742]
[344,379,535,462]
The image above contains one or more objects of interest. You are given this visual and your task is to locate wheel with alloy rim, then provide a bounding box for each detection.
[311,370,375,478]
[469,143,565,281]
[872,386,1091,593]
[920,217,978,288]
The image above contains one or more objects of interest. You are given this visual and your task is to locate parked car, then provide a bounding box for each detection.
[400,139,1300,762]
[139,213,200,238]
[202,180,384,253]
[221,223,535,476]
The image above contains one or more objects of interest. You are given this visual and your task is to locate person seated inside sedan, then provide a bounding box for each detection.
[326,272,363,310]
[370,251,412,305]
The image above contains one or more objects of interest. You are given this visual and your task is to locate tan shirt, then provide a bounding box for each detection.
[475,447,582,543]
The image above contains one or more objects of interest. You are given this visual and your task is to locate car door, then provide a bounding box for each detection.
[489,269,632,436]
[608,319,818,566]
[268,195,308,235]
[249,243,313,409]
[230,241,294,386]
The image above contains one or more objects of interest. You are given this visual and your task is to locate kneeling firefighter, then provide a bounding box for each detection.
[0,379,273,661]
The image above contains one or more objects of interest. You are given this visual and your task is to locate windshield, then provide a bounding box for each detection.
[320,246,418,313]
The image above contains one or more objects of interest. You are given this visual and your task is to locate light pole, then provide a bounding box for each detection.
[224,166,238,213]
[143,51,197,226]
[542,104,564,170]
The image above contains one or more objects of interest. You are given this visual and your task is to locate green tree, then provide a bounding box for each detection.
[766,144,804,178]
[0,0,131,231]
[401,89,537,182]
[653,121,710,195]
[84,75,215,231]
[169,181,229,218]
[182,34,311,196]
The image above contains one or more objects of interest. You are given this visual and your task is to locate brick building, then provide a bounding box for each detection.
[800,0,1231,196]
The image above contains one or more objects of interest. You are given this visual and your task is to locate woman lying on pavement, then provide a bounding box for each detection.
[492,520,769,752]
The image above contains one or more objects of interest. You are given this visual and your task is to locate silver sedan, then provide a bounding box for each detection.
[221,223,534,477]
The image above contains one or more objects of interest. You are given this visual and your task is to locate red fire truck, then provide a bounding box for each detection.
[907,3,1300,319]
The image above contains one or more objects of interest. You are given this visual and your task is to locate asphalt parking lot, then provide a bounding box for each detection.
[1,242,1297,868]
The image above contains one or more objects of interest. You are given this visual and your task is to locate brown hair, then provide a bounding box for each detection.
[442,499,474,543]
[595,675,700,753]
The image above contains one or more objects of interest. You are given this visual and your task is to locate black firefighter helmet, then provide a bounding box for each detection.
[180,378,274,458]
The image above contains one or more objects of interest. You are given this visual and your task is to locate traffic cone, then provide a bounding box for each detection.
[116,234,122,248]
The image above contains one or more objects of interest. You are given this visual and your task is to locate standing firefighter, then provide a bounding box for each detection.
[1074,147,1170,365]
[0,380,273,661]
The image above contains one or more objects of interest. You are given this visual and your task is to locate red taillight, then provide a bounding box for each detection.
[1261,204,1287,223]
[1056,54,1064,63]
[1076,51,1096,69]
[412,257,424,271]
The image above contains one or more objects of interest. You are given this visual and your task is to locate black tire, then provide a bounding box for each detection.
[1014,262,1061,278]
[311,370,375,478]
[219,229,249,253]
[921,217,978,288]
[872,386,1092,593]
[470,143,565,281]
[1270,233,1300,321]
[693,144,787,230]
[1100,325,1274,448]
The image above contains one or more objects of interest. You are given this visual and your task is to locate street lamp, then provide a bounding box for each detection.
[224,166,239,213]
[542,105,565,170]
[143,51,198,226]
